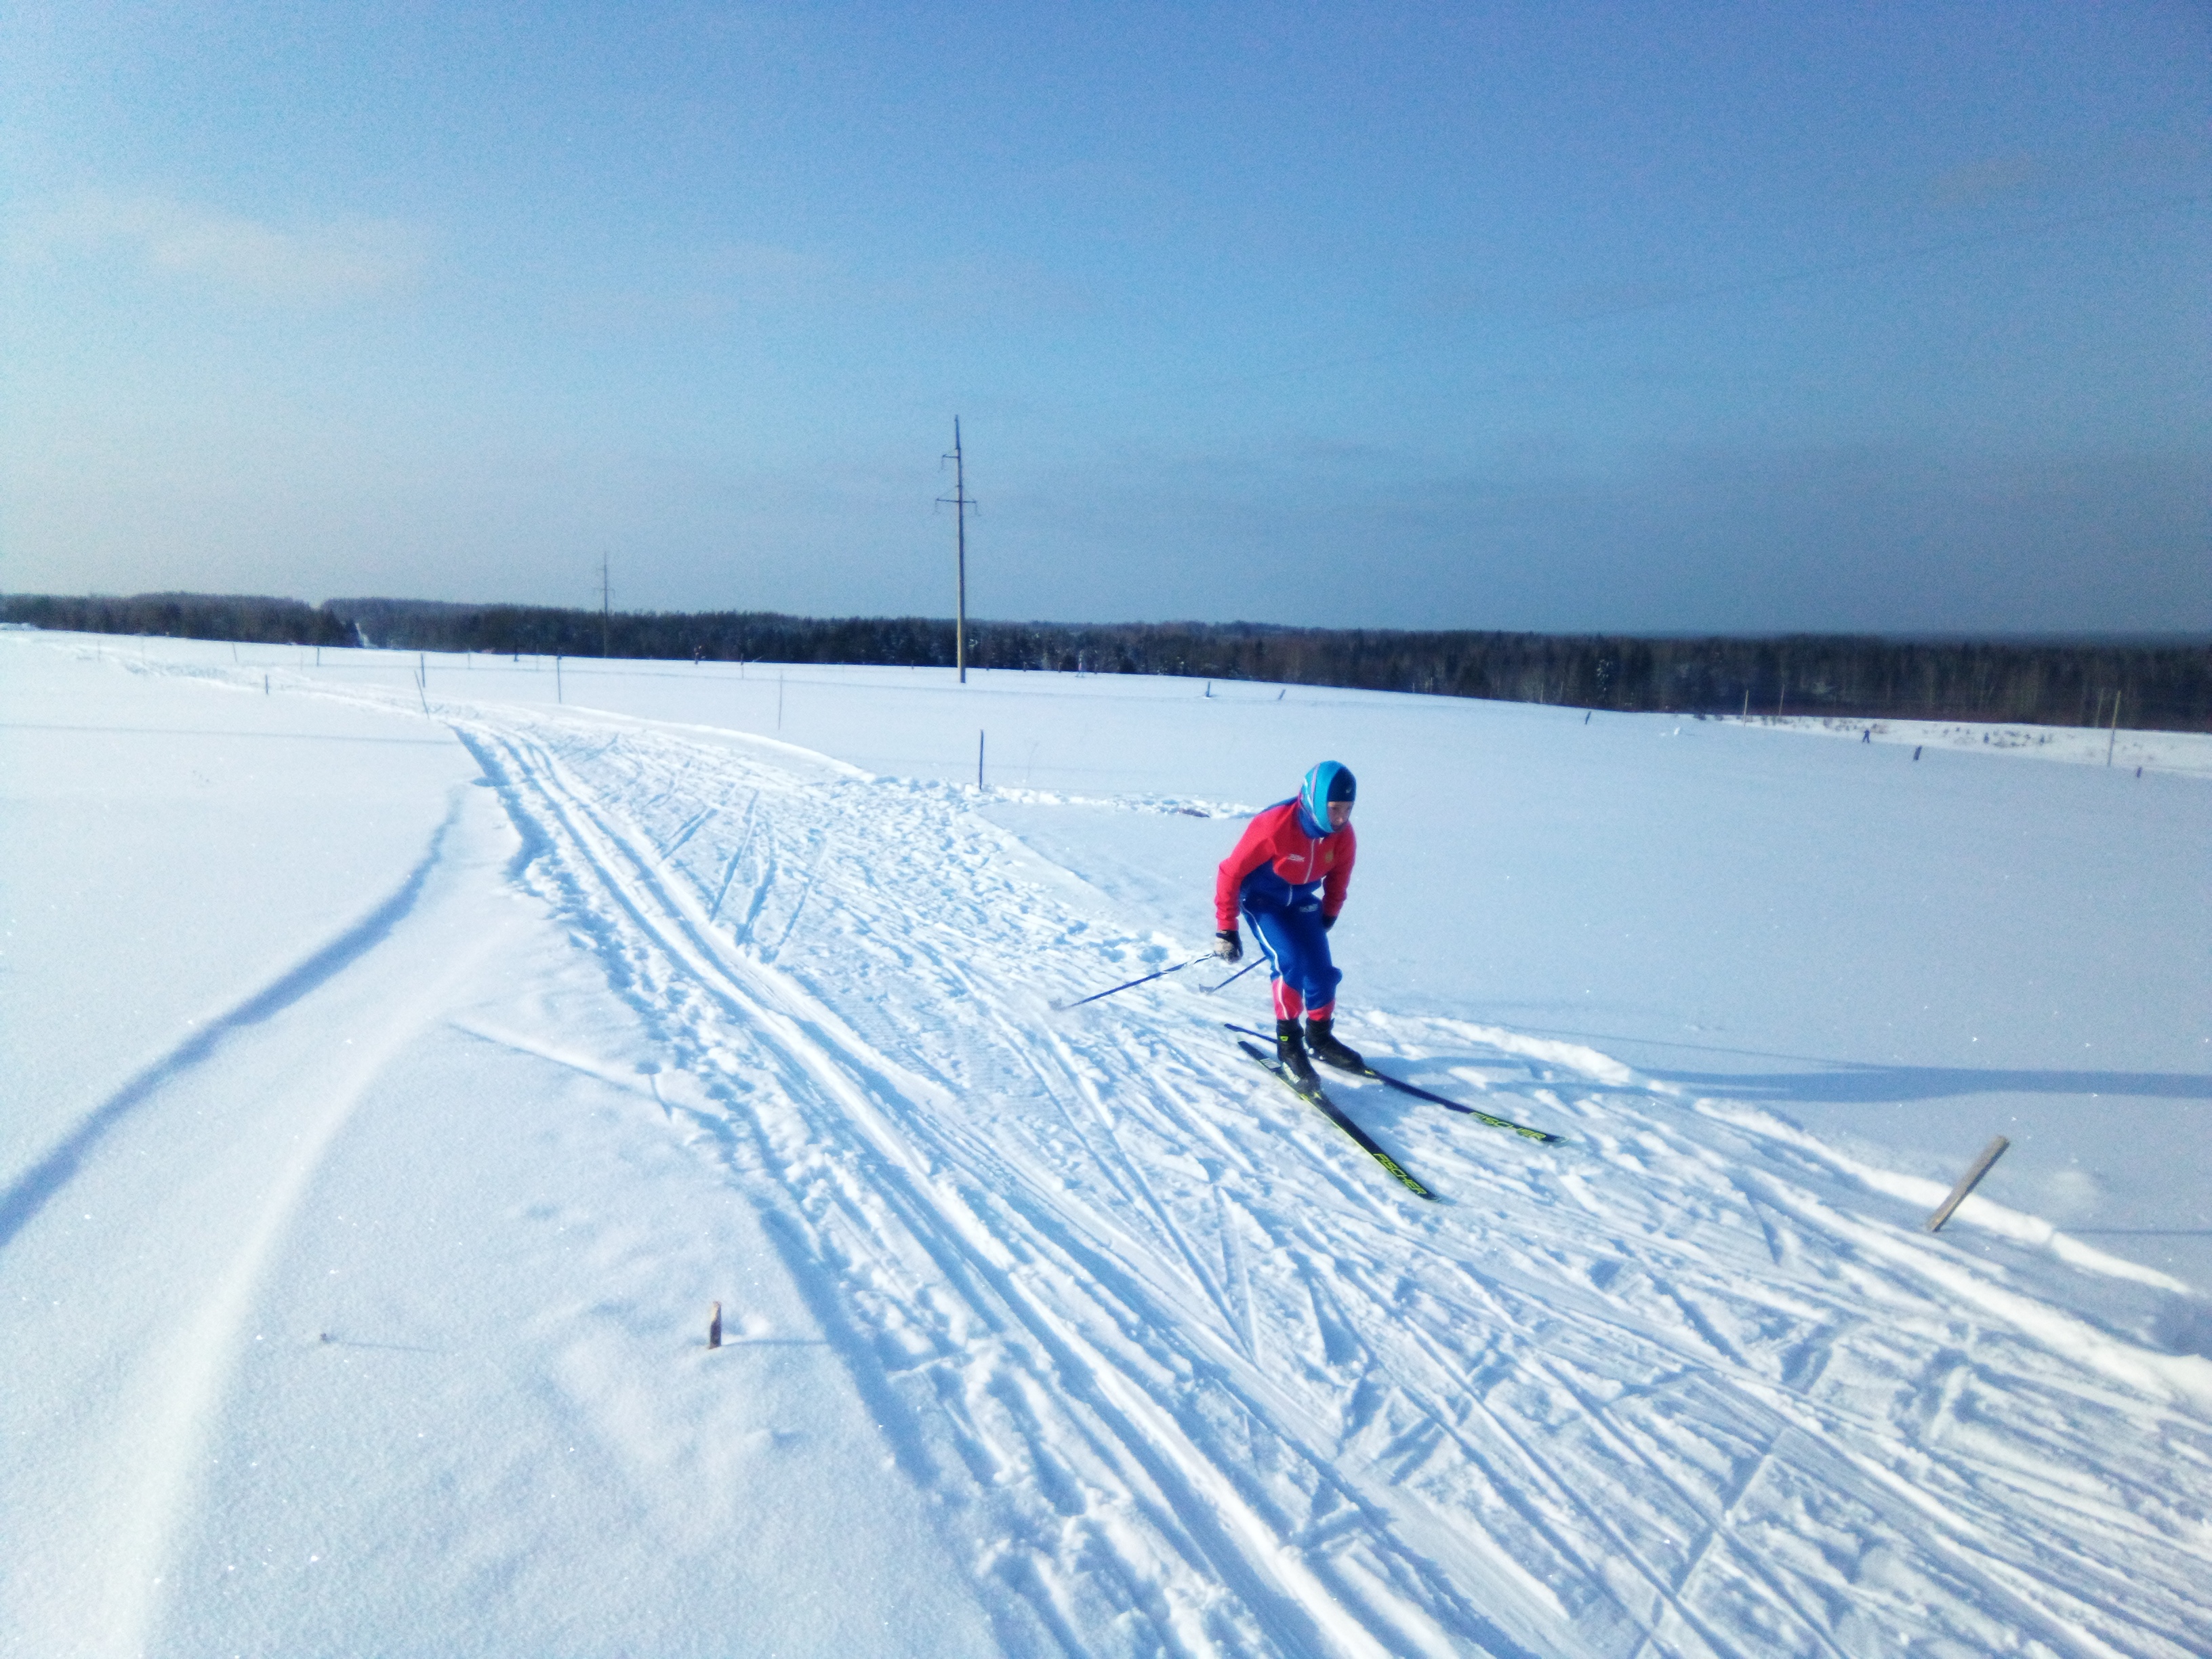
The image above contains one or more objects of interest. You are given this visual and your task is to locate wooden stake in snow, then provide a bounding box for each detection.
[708,1301,722,1351]
[977,729,985,789]
[1926,1136,2010,1233]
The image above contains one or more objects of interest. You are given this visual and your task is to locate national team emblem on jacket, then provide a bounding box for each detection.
[1214,799,1356,926]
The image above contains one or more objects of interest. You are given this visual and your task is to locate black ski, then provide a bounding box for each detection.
[1225,1024,1561,1145]
[1234,1040,1437,1201]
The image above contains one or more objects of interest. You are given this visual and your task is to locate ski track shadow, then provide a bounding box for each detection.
[0,798,462,1256]
[1475,1025,2212,1106]
[1656,1063,2212,1105]
[455,728,552,882]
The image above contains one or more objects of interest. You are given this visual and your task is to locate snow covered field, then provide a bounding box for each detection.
[4,630,2209,1658]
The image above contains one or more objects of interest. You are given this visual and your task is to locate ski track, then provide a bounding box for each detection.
[126,659,2208,1659]
[437,700,2211,1659]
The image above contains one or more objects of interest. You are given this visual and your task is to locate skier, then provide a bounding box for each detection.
[1213,761,1364,1083]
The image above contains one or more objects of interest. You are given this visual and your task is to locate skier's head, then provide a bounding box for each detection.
[1298,761,1356,836]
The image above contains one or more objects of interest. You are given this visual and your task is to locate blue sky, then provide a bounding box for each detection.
[3,2,2205,632]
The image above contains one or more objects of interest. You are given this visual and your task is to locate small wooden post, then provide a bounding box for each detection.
[708,1301,722,1350]
[1926,1136,2010,1232]
[977,729,985,789]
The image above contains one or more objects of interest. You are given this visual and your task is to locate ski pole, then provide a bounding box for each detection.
[1203,958,1261,994]
[1052,955,1208,1012]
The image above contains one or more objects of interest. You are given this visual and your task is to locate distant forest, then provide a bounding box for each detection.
[9,590,2209,732]
[3,590,357,647]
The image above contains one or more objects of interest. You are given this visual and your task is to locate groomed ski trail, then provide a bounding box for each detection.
[428,693,2211,1659]
[458,720,1496,1656]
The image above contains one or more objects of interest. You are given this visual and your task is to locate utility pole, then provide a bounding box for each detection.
[939,419,975,684]
[600,554,612,659]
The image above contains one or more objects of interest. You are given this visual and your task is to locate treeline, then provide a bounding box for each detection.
[312,598,2212,731]
[9,590,2209,731]
[327,596,956,670]
[1,590,354,647]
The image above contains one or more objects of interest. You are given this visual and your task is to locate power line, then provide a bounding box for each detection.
[1060,190,2208,409]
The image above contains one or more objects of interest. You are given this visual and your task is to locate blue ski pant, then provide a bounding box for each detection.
[1243,897,1340,1021]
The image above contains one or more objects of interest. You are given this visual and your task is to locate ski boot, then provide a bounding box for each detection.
[1275,1018,1319,1086]
[1305,1017,1365,1073]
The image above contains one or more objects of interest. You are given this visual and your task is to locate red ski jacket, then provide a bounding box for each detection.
[1214,800,1356,930]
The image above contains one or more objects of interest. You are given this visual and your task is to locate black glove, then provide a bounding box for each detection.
[1321,913,1337,933]
[1214,929,1242,962]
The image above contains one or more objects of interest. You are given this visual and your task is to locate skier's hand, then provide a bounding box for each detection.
[1321,913,1337,933]
[1214,929,1242,962]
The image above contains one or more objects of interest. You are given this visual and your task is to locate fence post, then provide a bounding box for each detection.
[1927,1136,2010,1232]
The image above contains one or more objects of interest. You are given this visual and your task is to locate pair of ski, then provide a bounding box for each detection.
[1228,1022,1561,1204]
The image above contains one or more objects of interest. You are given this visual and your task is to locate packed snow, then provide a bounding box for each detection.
[4,630,2209,1659]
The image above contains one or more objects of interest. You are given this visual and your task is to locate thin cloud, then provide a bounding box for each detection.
[12,194,428,302]
[1925,127,2211,211]
[545,242,1090,334]
[1927,155,2046,209]
[708,240,1094,320]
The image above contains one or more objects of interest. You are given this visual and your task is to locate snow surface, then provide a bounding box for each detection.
[4,631,2209,1658]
